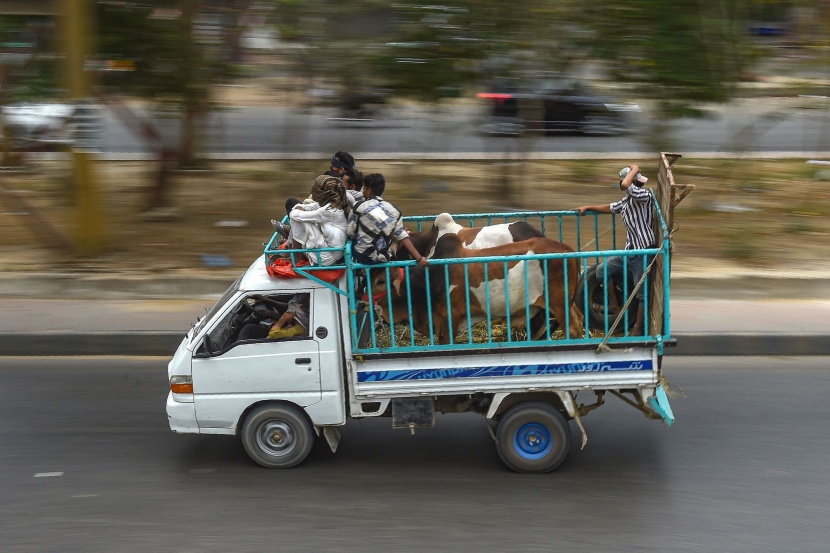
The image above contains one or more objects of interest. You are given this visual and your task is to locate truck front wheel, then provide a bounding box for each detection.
[495,401,571,473]
[241,404,314,468]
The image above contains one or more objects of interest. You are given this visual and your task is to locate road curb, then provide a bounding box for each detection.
[1,332,827,357]
[0,274,236,300]
[668,333,830,356]
[2,273,830,300]
[0,332,182,357]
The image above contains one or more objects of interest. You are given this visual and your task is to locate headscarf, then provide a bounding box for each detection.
[310,174,350,217]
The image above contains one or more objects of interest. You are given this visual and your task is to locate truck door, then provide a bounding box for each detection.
[191,292,322,430]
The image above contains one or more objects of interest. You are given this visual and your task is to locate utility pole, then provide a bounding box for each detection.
[64,0,105,254]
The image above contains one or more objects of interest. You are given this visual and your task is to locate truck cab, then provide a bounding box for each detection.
[167,258,350,466]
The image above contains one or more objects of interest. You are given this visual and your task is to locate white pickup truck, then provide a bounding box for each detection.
[166,154,688,473]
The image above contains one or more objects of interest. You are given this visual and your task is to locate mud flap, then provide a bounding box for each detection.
[322,427,341,453]
[647,384,674,426]
[556,391,588,450]
[392,398,435,431]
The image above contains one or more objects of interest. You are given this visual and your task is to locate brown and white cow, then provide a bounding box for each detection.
[400,213,545,260]
[370,233,584,344]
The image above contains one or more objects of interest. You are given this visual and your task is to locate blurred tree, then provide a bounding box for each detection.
[0,15,61,102]
[96,0,234,209]
[65,0,106,255]
[0,15,62,165]
[209,0,255,64]
[466,1,594,205]
[475,0,593,82]
[365,3,483,101]
[585,0,752,117]
[254,0,593,117]
[263,0,396,113]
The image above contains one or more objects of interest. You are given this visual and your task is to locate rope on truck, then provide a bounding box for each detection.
[595,228,675,354]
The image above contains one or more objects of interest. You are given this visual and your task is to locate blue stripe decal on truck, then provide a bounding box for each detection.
[357,360,653,382]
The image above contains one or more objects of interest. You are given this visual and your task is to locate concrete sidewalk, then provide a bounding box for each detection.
[3,297,830,335]
[1,270,829,356]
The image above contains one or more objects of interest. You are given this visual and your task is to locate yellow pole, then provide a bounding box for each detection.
[64,0,105,254]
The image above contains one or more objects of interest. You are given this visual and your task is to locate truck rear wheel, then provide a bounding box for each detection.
[495,401,571,473]
[241,404,314,468]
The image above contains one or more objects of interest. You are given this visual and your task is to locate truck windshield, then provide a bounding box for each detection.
[191,275,242,341]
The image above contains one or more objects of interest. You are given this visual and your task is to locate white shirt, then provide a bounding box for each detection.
[288,202,348,265]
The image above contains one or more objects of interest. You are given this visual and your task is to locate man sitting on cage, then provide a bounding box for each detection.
[276,175,351,267]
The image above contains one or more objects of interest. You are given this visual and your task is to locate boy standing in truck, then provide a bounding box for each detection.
[575,164,655,335]
[347,173,428,266]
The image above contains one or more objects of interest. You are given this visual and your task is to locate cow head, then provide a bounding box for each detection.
[397,224,437,261]
[366,265,436,336]
[365,267,407,325]
[364,267,403,297]
[395,213,464,261]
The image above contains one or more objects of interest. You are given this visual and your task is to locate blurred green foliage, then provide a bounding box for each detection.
[1,0,827,157]
[95,1,217,105]
[1,0,823,112]
[0,15,61,101]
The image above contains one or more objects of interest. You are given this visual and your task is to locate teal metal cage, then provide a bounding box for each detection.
[263,201,671,356]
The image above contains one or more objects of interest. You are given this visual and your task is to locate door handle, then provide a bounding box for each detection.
[295,357,312,365]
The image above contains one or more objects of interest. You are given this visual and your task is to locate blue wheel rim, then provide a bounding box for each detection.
[512,422,553,460]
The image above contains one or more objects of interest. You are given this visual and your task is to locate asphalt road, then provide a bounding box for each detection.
[97,104,830,155]
[2,356,829,552]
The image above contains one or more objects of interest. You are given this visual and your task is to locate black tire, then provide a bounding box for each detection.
[495,401,571,473]
[574,263,639,331]
[241,404,314,469]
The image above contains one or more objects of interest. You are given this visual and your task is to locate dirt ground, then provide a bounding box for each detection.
[1,155,829,278]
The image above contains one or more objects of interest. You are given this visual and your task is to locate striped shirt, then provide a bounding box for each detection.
[609,185,655,250]
[347,196,407,263]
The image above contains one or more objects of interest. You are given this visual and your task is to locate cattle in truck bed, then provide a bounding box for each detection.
[371,233,584,344]
[401,213,545,260]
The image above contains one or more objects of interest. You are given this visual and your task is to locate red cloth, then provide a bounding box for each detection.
[266,254,345,283]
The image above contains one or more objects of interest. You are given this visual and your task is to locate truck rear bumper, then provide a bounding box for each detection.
[167,392,199,434]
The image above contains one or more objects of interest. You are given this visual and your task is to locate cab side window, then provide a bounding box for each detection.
[234,293,311,343]
[198,293,312,356]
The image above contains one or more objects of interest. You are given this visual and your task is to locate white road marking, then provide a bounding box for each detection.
[34,472,63,478]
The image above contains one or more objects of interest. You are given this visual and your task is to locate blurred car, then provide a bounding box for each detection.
[1,102,74,151]
[477,83,640,137]
[748,23,788,36]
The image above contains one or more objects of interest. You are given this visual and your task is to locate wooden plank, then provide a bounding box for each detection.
[650,152,682,337]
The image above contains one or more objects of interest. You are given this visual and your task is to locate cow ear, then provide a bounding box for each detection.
[392,279,401,296]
